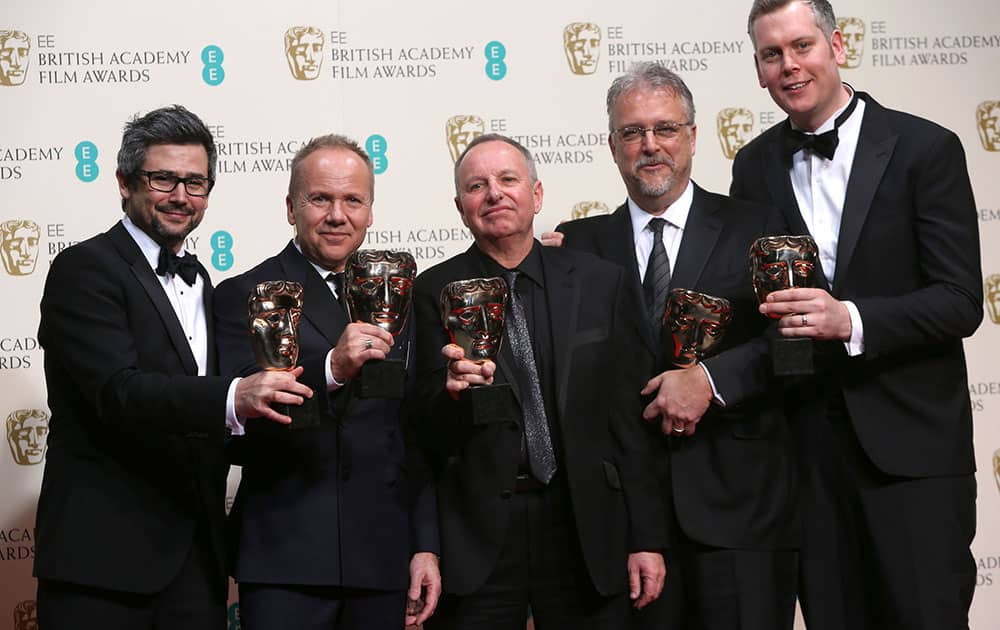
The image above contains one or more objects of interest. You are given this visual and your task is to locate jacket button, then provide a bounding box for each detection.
[500,490,512,499]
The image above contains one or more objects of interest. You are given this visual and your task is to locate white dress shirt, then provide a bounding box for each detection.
[788,87,866,355]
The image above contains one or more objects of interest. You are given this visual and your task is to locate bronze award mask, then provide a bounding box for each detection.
[662,289,732,369]
[344,250,417,399]
[247,280,318,427]
[749,234,819,376]
[440,277,515,424]
[440,277,508,362]
[749,234,819,310]
[345,249,417,336]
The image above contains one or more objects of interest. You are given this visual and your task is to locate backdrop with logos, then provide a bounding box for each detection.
[2,1,999,628]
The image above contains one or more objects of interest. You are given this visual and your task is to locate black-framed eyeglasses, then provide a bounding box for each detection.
[614,122,691,144]
[137,170,214,197]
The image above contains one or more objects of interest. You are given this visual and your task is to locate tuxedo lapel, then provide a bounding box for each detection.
[764,135,809,237]
[278,243,346,347]
[540,249,578,421]
[199,263,218,375]
[833,95,896,292]
[108,223,198,376]
[670,184,724,291]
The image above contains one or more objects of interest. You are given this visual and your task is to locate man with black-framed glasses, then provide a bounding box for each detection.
[545,62,797,630]
[34,104,313,629]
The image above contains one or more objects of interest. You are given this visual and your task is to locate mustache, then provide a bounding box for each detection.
[634,155,675,170]
[155,202,197,215]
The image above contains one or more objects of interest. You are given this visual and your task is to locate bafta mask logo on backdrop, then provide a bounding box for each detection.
[994,448,1000,495]
[570,201,610,220]
[837,18,865,69]
[445,115,485,162]
[6,409,49,466]
[563,22,602,75]
[284,26,324,80]
[716,108,755,159]
[12,600,37,630]
[977,101,1000,152]
[1,220,41,276]
[985,274,1000,324]
[0,30,30,87]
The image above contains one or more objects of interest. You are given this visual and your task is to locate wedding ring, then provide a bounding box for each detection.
[801,314,809,327]
[672,425,685,434]
[364,338,373,350]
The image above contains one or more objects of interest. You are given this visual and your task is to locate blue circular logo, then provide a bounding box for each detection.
[484,41,507,81]
[366,135,389,175]
[202,45,225,86]
[74,141,99,182]
[211,230,234,271]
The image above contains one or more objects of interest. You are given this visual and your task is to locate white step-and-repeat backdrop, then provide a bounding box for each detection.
[2,1,998,628]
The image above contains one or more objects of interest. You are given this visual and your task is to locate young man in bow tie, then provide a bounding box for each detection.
[35,105,313,629]
[731,2,983,628]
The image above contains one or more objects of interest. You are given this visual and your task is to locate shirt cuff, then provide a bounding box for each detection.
[325,348,345,391]
[226,377,245,436]
[843,300,865,357]
[699,363,726,407]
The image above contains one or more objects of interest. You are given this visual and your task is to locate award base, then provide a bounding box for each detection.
[278,394,322,430]
[771,336,814,376]
[465,383,518,425]
[357,359,406,399]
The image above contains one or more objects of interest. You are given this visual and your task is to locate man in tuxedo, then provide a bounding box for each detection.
[732,2,983,628]
[414,134,667,630]
[34,105,313,629]
[547,63,797,630]
[213,134,440,630]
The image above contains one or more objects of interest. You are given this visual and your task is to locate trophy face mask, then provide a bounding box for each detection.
[248,281,304,370]
[663,289,732,368]
[441,277,508,362]
[750,235,819,308]
[346,250,417,337]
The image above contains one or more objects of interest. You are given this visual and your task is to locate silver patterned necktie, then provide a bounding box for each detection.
[502,270,557,484]
[643,218,671,336]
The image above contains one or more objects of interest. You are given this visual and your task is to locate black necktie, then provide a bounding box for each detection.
[502,270,557,484]
[156,248,199,286]
[782,92,859,161]
[326,272,349,316]
[642,218,671,337]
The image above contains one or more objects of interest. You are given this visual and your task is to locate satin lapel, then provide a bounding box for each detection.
[107,223,198,376]
[833,97,896,293]
[670,185,724,291]
[541,248,578,422]
[765,135,810,236]
[200,264,218,375]
[279,243,345,347]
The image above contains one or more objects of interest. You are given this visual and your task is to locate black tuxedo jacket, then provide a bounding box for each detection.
[731,92,982,478]
[35,221,231,595]
[213,242,438,590]
[558,186,797,549]
[413,242,667,597]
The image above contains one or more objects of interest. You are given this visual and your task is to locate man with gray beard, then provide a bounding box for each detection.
[547,62,798,630]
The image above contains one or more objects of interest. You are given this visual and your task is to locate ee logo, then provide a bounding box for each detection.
[227,602,240,630]
[365,135,388,175]
[211,230,234,271]
[75,141,99,183]
[484,41,507,81]
[202,45,225,86]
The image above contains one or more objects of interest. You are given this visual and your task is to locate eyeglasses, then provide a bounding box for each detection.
[614,122,691,144]
[138,170,214,197]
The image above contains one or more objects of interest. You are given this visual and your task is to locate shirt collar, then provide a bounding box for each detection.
[627,180,694,241]
[475,239,545,289]
[292,238,336,280]
[794,83,857,134]
[121,215,188,271]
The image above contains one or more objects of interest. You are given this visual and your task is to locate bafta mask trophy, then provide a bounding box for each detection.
[249,280,320,428]
[344,250,417,398]
[440,277,517,424]
[662,289,733,369]
[749,234,819,376]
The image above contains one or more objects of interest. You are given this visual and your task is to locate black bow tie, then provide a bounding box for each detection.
[782,92,859,161]
[156,248,200,286]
